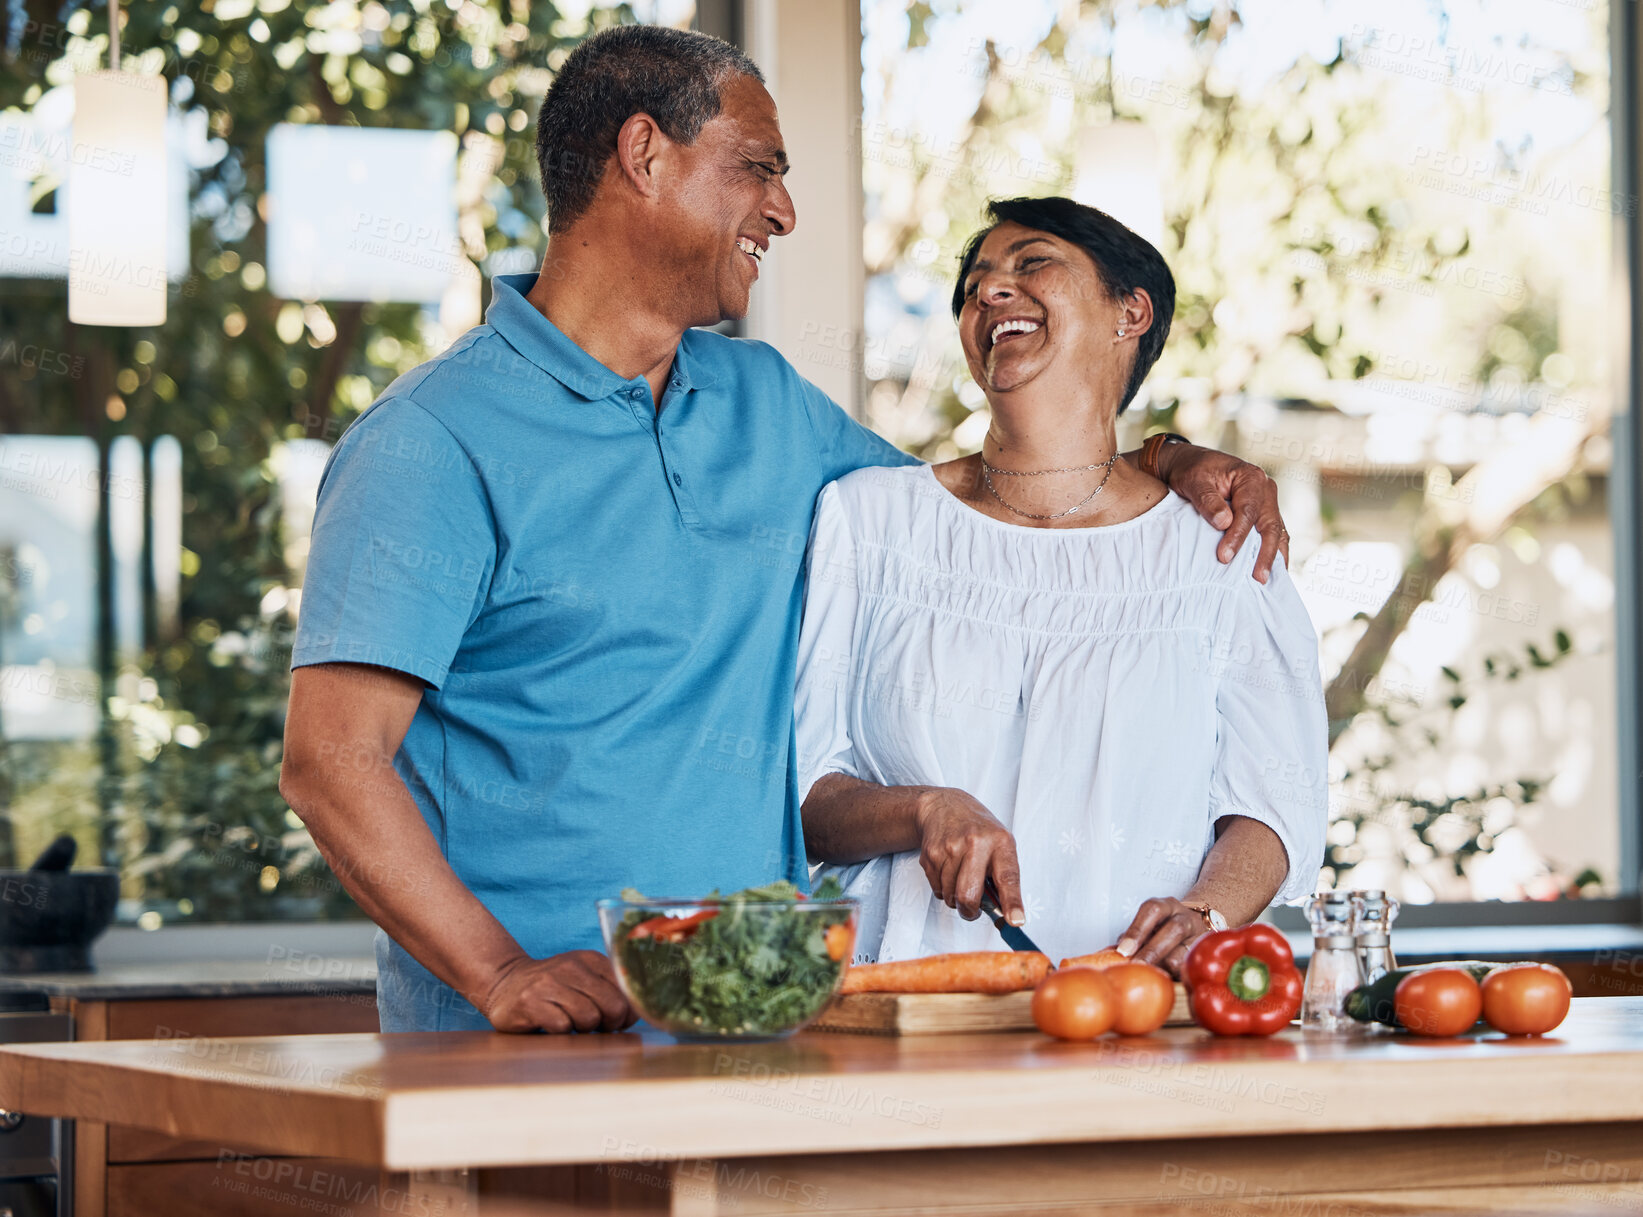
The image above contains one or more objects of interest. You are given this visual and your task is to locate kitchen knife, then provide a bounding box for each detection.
[979,880,1049,959]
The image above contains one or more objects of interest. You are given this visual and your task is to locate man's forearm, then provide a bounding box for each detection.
[1184,815,1290,927]
[802,773,930,864]
[286,765,531,1013]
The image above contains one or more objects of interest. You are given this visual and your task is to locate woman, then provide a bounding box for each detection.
[795,196,1326,976]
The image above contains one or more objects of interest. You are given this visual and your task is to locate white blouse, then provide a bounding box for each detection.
[795,463,1327,964]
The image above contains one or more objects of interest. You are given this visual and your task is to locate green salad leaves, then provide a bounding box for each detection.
[613,877,852,1038]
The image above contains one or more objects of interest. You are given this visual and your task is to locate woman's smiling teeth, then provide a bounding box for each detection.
[989,318,1041,348]
[736,237,764,262]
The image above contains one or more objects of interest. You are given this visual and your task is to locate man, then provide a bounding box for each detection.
[279,25,1290,1034]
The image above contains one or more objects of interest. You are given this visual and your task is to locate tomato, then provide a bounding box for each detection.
[1032,967,1116,1040]
[1481,964,1572,1036]
[1059,948,1129,970]
[1103,962,1175,1035]
[824,921,854,963]
[1394,968,1483,1037]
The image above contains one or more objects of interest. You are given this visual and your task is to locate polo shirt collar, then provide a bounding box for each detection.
[671,327,719,392]
[486,272,718,400]
[486,273,625,401]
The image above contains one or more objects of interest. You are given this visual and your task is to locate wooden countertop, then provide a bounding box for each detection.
[1,997,1641,1172]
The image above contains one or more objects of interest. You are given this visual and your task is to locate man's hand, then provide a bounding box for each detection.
[481,949,637,1034]
[1153,445,1289,584]
[1115,897,1213,978]
[913,788,1024,923]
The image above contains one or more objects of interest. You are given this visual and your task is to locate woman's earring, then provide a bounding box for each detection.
[1116,327,1126,338]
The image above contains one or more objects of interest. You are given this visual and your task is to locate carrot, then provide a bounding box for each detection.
[839,951,1050,995]
[1059,948,1128,971]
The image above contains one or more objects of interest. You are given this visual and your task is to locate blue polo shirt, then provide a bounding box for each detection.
[292,272,916,1031]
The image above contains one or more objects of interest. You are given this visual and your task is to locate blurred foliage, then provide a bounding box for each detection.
[1323,631,1604,901]
[0,0,1619,918]
[861,0,1605,455]
[861,0,1613,899]
[0,0,645,921]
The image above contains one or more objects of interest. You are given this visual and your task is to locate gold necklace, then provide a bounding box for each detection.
[980,452,1119,521]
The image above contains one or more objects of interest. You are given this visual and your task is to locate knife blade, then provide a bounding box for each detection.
[979,880,1048,959]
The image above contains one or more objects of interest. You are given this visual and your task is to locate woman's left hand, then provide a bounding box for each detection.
[1151,446,1289,584]
[1115,897,1213,978]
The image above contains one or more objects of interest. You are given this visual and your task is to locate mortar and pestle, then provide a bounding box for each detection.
[0,836,119,973]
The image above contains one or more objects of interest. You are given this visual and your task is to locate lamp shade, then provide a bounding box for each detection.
[68,71,167,326]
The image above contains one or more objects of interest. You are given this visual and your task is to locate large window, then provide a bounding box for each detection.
[860,0,1631,910]
[0,1,684,925]
[1,0,1634,928]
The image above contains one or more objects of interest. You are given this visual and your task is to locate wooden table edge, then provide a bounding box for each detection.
[5,1021,1643,1172]
[377,1049,1643,1171]
[0,1042,389,1164]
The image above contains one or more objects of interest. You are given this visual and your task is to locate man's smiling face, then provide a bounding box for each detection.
[659,74,796,326]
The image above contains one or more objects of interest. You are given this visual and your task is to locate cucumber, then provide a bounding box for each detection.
[1344,961,1524,1026]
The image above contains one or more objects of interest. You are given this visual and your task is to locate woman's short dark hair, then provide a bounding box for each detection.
[951,196,1175,414]
[535,26,763,234]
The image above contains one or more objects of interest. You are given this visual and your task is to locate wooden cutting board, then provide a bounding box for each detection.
[811,982,1192,1036]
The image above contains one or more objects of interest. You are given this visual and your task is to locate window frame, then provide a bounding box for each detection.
[1612,0,1643,909]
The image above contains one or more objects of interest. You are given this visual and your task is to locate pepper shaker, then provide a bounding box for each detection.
[1354,889,1399,985]
[1301,890,1365,1032]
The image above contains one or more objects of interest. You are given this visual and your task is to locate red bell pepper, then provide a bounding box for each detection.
[1182,924,1303,1036]
[627,909,719,942]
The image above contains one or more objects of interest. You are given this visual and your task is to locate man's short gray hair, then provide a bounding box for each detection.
[535,25,764,234]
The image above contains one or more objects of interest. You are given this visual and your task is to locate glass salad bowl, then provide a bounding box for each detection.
[597,880,857,1040]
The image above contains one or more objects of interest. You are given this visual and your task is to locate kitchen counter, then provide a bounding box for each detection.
[0,956,381,1217]
[0,958,376,1002]
[0,997,1641,1214]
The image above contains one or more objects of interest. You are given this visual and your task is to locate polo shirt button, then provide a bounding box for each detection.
[673,472,683,487]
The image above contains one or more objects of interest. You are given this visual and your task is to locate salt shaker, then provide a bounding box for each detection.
[1301,891,1364,1032]
[1354,889,1399,985]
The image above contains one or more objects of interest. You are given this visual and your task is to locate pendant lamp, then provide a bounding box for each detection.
[68,0,167,326]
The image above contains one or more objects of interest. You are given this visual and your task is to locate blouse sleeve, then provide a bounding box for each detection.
[794,481,862,805]
[1208,552,1329,906]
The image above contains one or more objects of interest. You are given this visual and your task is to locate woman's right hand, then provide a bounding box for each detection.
[912,788,1024,924]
